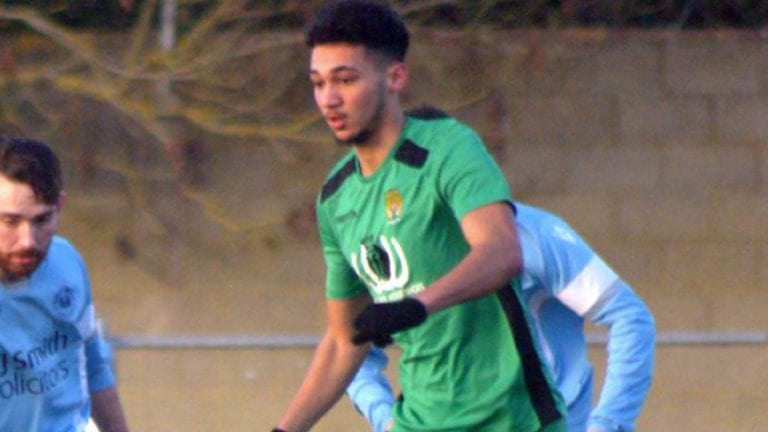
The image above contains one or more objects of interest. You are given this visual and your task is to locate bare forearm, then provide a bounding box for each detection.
[416,242,520,313]
[278,332,368,431]
[90,387,129,432]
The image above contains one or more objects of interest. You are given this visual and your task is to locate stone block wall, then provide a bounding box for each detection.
[448,29,768,333]
[435,29,768,431]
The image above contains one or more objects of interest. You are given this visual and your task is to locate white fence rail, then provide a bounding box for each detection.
[107,331,768,350]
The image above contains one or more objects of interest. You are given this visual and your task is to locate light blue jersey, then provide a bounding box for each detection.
[0,236,115,432]
[348,203,655,432]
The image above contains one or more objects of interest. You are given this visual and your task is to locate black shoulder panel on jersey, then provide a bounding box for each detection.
[320,158,356,202]
[406,104,450,119]
[395,139,429,168]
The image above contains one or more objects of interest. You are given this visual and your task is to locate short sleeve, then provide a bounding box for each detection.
[85,333,116,392]
[317,195,367,300]
[77,257,116,392]
[436,127,511,220]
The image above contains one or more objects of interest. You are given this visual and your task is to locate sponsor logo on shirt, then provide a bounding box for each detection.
[351,235,424,302]
[335,210,358,224]
[0,331,71,399]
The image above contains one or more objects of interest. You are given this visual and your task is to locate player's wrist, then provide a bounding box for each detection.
[352,297,428,347]
[399,297,428,322]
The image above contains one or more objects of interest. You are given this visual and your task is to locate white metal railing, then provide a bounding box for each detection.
[107,331,768,350]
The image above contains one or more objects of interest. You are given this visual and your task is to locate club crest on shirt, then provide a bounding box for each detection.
[52,285,77,319]
[384,188,403,224]
[552,223,577,244]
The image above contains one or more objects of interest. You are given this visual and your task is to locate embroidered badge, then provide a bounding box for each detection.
[52,286,77,319]
[384,189,403,224]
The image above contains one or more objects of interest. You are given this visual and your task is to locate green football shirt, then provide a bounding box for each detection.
[317,114,564,431]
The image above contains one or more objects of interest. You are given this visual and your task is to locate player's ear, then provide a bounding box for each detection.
[387,62,408,92]
[56,191,66,212]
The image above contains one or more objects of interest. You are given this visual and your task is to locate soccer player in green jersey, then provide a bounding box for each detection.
[272,2,566,431]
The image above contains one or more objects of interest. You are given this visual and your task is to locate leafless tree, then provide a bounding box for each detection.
[0,0,519,286]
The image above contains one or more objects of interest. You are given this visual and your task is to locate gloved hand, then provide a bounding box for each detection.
[352,298,428,347]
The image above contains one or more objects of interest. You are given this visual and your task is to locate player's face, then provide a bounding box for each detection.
[0,174,60,283]
[309,43,388,146]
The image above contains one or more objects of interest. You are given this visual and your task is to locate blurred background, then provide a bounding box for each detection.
[1,0,766,430]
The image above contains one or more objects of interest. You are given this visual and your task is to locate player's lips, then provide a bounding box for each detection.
[11,255,37,266]
[326,113,346,130]
[9,250,41,264]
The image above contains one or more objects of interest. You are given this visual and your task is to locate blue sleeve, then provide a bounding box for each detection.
[85,330,116,392]
[518,204,655,431]
[346,348,395,432]
[78,257,117,393]
[530,212,596,300]
[588,285,655,432]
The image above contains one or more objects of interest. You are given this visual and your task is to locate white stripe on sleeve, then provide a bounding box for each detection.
[556,256,619,316]
[76,304,97,340]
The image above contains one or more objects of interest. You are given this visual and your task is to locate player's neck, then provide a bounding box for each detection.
[355,109,405,177]
[0,272,28,286]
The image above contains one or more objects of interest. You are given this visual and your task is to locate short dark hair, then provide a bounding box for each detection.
[305,0,409,62]
[0,137,62,205]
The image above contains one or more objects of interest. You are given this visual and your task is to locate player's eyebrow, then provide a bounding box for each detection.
[0,207,56,220]
[309,64,360,76]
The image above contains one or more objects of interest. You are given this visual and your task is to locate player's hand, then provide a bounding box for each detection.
[352,298,427,347]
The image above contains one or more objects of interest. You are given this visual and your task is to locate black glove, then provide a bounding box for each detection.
[352,297,428,347]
